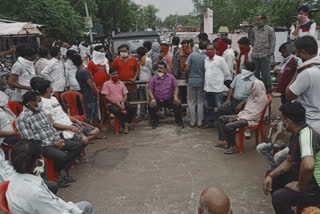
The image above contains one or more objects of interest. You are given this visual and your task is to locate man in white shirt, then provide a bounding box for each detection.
[290,5,317,41]
[218,38,235,88]
[286,36,320,133]
[203,43,230,128]
[6,140,93,214]
[8,47,36,102]
[40,47,66,93]
[34,47,50,76]
[65,50,81,91]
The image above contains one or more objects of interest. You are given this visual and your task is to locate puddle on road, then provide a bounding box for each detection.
[90,148,129,169]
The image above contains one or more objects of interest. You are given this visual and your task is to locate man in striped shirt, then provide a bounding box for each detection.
[263,102,320,214]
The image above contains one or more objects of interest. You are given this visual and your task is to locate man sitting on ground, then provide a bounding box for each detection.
[148,62,184,129]
[16,91,82,186]
[198,186,232,214]
[31,77,100,157]
[6,140,93,214]
[263,102,320,214]
[101,68,137,134]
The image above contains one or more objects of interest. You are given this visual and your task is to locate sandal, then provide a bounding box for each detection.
[120,127,128,134]
[224,147,240,155]
[96,134,108,139]
[215,143,229,149]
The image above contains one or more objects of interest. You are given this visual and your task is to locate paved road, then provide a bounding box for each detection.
[59,117,276,213]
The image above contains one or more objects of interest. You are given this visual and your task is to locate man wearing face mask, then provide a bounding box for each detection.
[148,62,184,129]
[263,102,320,214]
[203,43,230,129]
[290,5,316,41]
[102,68,137,134]
[236,37,252,74]
[111,44,140,101]
[6,140,94,214]
[249,14,276,94]
[8,46,36,103]
[16,91,82,187]
[286,36,320,133]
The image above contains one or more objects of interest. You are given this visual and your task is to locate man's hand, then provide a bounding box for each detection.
[150,99,157,108]
[69,126,81,133]
[120,102,125,110]
[229,115,238,122]
[286,181,300,192]
[174,96,181,105]
[263,175,273,196]
[234,103,243,114]
[223,99,230,106]
[130,78,136,82]
[54,140,65,149]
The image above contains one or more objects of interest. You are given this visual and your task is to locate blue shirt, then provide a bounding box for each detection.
[186,51,206,87]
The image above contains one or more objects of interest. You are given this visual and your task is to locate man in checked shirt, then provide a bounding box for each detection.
[16,91,82,187]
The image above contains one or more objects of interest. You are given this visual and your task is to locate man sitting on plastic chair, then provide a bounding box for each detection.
[216,80,268,155]
[101,68,137,134]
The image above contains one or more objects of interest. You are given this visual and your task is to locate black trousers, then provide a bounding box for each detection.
[44,180,59,194]
[269,170,320,214]
[108,102,137,126]
[42,140,82,172]
[149,97,183,124]
[217,97,243,117]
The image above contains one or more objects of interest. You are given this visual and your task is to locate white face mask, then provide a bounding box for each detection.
[33,159,45,176]
[120,52,129,58]
[34,102,43,111]
[158,72,165,77]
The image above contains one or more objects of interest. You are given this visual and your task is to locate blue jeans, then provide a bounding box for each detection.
[137,86,147,116]
[205,92,223,126]
[82,91,99,122]
[256,142,289,167]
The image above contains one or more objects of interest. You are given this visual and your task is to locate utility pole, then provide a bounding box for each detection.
[84,0,93,43]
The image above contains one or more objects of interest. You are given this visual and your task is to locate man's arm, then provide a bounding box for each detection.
[87,79,98,96]
[309,22,317,39]
[224,88,234,105]
[185,65,190,80]
[290,24,299,40]
[298,156,315,191]
[105,95,121,107]
[220,58,231,79]
[269,155,293,178]
[0,130,16,137]
[269,28,276,56]
[8,73,32,90]
[0,47,15,57]
[15,118,34,140]
[286,70,310,101]
[40,64,53,81]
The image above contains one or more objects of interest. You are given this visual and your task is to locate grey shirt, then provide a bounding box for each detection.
[186,51,206,87]
[230,69,257,101]
[290,56,320,128]
[249,25,276,58]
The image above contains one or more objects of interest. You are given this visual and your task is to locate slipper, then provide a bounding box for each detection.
[215,143,229,149]
[224,147,240,155]
[120,128,128,134]
[96,134,108,139]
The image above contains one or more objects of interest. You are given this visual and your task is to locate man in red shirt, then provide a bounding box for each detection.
[88,45,110,128]
[111,44,140,101]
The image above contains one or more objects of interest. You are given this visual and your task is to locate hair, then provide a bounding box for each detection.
[143,41,152,51]
[298,5,309,14]
[30,77,46,91]
[11,140,42,174]
[172,36,180,46]
[35,79,51,95]
[256,13,267,20]
[39,47,49,58]
[50,47,61,58]
[71,54,83,67]
[66,49,77,58]
[227,39,232,45]
[22,91,40,107]
[137,46,146,57]
[295,35,318,55]
[24,47,37,58]
[279,101,306,124]
[279,42,291,52]
[158,61,167,69]
[16,45,26,57]
[199,40,208,50]
[198,33,208,41]
[244,62,256,72]
[109,67,118,74]
[238,37,250,45]
[181,40,189,46]
[118,44,129,52]
[94,45,105,52]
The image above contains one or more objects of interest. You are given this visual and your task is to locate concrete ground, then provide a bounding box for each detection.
[59,98,282,214]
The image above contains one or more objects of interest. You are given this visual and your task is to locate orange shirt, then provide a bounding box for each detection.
[111,56,139,81]
[87,61,109,89]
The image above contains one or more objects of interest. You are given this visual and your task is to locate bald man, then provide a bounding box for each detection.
[198,187,232,214]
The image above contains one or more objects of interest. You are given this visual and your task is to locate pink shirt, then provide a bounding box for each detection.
[101,80,128,105]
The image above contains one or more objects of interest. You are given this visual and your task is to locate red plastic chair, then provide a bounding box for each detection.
[238,94,272,153]
[0,181,11,214]
[107,104,135,135]
[61,91,86,121]
[7,102,23,117]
